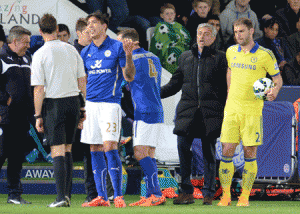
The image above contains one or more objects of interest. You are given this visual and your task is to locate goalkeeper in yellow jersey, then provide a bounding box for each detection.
[218,17,283,207]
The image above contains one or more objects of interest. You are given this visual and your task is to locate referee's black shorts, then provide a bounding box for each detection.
[42,95,80,146]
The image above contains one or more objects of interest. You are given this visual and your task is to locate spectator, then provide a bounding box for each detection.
[282,51,300,85]
[85,0,129,32]
[207,14,225,50]
[186,0,213,45]
[275,0,300,38]
[0,26,32,205]
[58,24,71,43]
[149,3,191,74]
[220,0,263,44]
[32,13,86,207]
[256,17,292,71]
[211,0,221,15]
[250,0,287,20]
[0,25,6,49]
[286,19,300,58]
[161,23,227,206]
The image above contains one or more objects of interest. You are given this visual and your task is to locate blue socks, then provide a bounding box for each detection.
[106,150,123,198]
[91,151,108,200]
[140,156,162,197]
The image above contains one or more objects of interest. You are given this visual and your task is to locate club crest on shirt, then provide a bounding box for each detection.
[23,57,28,63]
[274,62,279,70]
[251,57,257,63]
[105,50,111,57]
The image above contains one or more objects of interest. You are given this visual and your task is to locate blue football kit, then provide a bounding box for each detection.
[81,36,126,104]
[129,48,164,124]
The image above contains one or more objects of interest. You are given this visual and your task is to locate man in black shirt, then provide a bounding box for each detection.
[0,26,32,204]
[73,17,98,203]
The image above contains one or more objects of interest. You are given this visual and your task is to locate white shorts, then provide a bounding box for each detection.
[133,120,163,147]
[81,101,121,144]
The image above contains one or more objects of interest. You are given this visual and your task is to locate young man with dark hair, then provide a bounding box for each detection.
[256,17,292,70]
[32,13,86,208]
[117,29,166,207]
[207,14,225,50]
[73,17,98,203]
[218,17,282,207]
[58,24,71,43]
[0,25,32,205]
[74,18,92,57]
[80,10,136,208]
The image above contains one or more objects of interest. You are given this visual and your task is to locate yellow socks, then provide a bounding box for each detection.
[219,156,234,197]
[240,158,257,200]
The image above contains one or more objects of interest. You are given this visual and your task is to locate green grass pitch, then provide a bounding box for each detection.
[0,194,299,214]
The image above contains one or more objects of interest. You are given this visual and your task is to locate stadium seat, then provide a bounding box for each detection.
[146,27,155,50]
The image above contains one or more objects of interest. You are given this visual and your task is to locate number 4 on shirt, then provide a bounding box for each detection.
[148,58,157,83]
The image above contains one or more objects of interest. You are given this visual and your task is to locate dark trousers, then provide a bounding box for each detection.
[83,143,98,199]
[177,135,217,198]
[0,123,28,198]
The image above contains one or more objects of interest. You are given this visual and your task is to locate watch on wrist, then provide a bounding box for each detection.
[34,114,42,119]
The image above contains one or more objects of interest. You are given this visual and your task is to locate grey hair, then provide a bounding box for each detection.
[196,23,217,37]
[7,26,31,44]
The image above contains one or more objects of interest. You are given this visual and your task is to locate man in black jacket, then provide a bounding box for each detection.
[161,23,227,205]
[73,17,98,204]
[0,26,32,204]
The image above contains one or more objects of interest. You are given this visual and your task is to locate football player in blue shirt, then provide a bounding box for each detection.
[80,11,137,208]
[117,29,166,207]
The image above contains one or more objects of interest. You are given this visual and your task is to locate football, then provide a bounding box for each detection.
[167,53,176,65]
[253,78,274,100]
[159,24,169,34]
[155,42,163,50]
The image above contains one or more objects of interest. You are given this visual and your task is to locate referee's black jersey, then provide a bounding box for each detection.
[0,43,33,124]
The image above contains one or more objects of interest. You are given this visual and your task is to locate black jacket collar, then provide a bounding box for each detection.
[1,43,19,58]
[191,43,216,58]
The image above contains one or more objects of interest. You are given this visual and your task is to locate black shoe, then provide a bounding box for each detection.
[203,196,213,205]
[7,197,32,204]
[173,193,195,205]
[84,196,97,203]
[47,199,68,207]
[65,196,71,207]
[108,195,114,203]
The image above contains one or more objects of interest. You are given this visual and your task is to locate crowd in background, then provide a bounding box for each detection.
[0,0,299,85]
[83,0,300,86]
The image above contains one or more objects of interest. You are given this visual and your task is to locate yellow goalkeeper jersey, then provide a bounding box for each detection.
[225,42,280,115]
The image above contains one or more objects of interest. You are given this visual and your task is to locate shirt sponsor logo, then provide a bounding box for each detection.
[88,69,112,74]
[231,62,256,70]
[105,50,111,57]
[90,60,102,69]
